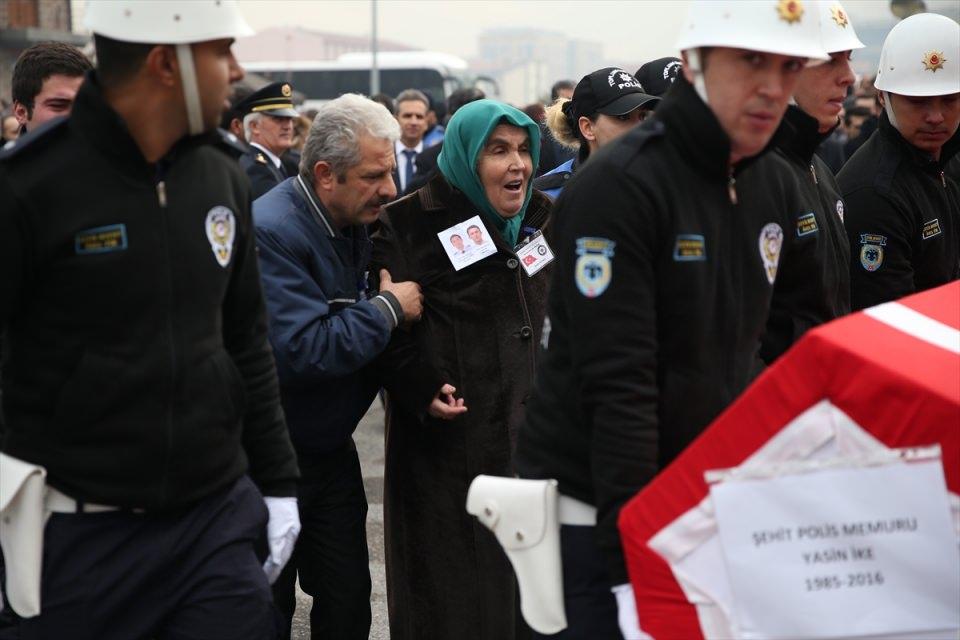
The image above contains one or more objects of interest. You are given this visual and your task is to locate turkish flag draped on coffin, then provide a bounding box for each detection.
[617,282,960,639]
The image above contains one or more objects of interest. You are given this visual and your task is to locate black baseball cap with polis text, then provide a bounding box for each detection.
[635,57,684,97]
[569,67,660,122]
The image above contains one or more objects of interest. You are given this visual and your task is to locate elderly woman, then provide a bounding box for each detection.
[372,100,552,640]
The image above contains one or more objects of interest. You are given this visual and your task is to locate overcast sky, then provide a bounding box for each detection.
[235,0,959,66]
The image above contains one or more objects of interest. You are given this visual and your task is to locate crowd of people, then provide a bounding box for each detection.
[0,0,958,639]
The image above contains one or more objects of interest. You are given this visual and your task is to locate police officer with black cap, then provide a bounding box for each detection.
[237,81,300,199]
[535,68,660,200]
[634,56,684,98]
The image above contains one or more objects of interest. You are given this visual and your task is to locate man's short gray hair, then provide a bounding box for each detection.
[300,93,401,183]
[242,112,262,143]
[395,89,430,110]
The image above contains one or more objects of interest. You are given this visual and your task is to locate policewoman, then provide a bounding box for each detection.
[838,12,960,310]
[515,1,828,637]
[371,100,552,640]
[534,68,659,200]
[741,0,864,363]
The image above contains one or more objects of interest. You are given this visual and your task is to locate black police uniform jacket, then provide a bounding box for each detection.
[838,111,960,310]
[515,77,803,584]
[370,175,552,640]
[0,74,299,510]
[240,143,288,200]
[740,106,851,364]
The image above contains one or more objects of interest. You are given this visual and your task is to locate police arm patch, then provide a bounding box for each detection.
[575,237,615,298]
[206,206,236,267]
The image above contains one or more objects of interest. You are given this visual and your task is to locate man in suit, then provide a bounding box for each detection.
[391,89,430,197]
[238,82,299,199]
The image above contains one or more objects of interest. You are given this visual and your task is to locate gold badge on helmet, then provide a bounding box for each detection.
[830,4,848,28]
[281,84,293,97]
[922,51,946,72]
[777,0,804,24]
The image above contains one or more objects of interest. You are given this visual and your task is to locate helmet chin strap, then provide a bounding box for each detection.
[175,43,204,136]
[882,91,900,131]
[686,49,710,105]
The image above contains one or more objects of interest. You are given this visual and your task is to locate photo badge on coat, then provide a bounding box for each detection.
[438,215,497,271]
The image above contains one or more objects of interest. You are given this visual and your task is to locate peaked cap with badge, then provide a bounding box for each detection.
[236,82,299,118]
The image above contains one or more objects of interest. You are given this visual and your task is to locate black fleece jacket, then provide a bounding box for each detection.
[0,74,298,510]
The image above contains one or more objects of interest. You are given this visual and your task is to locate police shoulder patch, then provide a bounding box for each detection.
[575,237,615,298]
[206,206,236,268]
[858,232,886,272]
[759,223,784,285]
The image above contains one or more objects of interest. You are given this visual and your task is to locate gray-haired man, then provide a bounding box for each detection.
[253,93,423,639]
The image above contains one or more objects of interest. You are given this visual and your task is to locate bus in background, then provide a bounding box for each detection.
[243,51,498,110]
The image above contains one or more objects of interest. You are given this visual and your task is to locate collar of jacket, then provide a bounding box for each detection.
[878,110,960,173]
[776,105,834,166]
[418,172,552,231]
[70,71,227,179]
[295,174,345,238]
[656,76,783,181]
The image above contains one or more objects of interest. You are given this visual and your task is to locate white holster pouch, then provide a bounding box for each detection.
[466,475,568,635]
[0,453,48,617]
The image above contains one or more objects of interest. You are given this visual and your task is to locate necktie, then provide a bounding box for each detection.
[402,149,417,191]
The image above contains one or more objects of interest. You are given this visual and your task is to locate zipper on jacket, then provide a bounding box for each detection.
[941,171,946,188]
[728,173,738,205]
[809,164,818,185]
[155,170,176,505]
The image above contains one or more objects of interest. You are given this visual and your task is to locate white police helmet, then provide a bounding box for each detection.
[83,1,253,44]
[84,1,253,136]
[875,13,960,97]
[815,1,864,55]
[677,0,830,61]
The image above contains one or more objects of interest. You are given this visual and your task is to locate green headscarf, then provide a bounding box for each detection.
[437,100,541,247]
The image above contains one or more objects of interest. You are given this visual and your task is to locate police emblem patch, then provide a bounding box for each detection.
[922,51,946,73]
[575,237,615,298]
[205,206,236,268]
[836,199,844,223]
[759,223,784,285]
[777,0,804,24]
[830,4,848,27]
[281,83,293,97]
[859,233,887,272]
[796,212,818,237]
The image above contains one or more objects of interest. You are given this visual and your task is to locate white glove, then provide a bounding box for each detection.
[611,583,652,640]
[262,496,301,584]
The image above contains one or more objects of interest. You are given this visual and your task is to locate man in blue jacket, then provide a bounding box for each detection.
[253,93,423,639]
